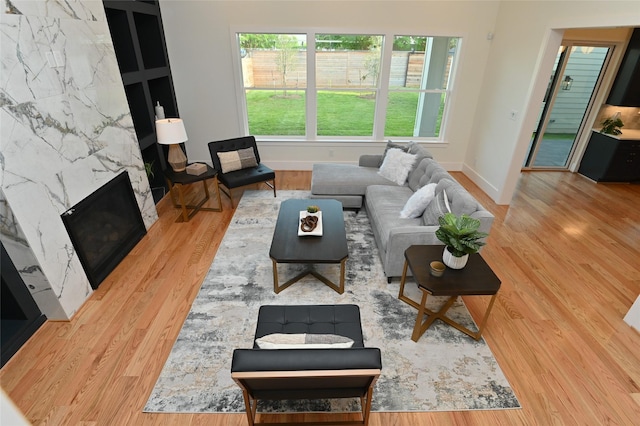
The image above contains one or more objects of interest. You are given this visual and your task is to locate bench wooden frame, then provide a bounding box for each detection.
[231,369,381,426]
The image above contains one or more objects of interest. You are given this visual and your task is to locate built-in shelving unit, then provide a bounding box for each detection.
[607,27,640,107]
[104,0,179,203]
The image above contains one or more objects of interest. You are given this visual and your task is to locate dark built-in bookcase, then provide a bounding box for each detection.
[104,0,179,203]
[607,27,640,107]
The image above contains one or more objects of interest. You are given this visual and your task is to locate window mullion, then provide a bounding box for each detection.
[374,34,393,141]
[307,33,317,140]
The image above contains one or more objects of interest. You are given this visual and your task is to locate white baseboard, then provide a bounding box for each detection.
[461,163,501,202]
[263,160,356,170]
[624,295,640,332]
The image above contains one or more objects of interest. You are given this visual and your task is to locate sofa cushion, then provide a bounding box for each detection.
[435,179,479,217]
[407,158,449,191]
[407,157,441,190]
[421,188,451,225]
[311,163,396,196]
[378,148,416,185]
[407,141,433,160]
[255,333,354,349]
[366,185,419,252]
[400,183,437,218]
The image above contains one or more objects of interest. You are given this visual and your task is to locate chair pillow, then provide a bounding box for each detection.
[255,333,354,349]
[400,183,437,218]
[378,148,416,186]
[217,147,258,174]
[421,188,451,225]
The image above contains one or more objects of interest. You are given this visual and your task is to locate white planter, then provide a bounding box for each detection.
[442,247,469,269]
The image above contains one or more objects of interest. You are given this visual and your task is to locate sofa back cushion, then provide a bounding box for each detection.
[407,141,433,160]
[434,179,480,217]
[408,158,450,191]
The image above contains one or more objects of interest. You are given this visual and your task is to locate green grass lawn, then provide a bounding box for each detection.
[246,90,440,136]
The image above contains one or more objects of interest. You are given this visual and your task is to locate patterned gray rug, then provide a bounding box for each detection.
[144,190,520,413]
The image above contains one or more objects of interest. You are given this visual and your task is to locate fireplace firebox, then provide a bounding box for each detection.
[61,171,146,289]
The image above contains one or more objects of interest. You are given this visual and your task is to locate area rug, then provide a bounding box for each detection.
[144,190,520,413]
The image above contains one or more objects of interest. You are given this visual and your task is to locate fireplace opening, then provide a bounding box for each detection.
[61,171,146,289]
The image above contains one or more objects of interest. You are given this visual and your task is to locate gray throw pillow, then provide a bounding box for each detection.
[378,140,410,167]
[421,188,451,225]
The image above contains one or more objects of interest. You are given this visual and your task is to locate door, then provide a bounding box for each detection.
[524,43,613,169]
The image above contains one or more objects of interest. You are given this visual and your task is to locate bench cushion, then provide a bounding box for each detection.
[254,305,365,348]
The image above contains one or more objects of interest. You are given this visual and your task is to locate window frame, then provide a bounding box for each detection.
[231,28,462,144]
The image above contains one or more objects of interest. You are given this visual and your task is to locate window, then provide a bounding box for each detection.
[316,34,383,137]
[386,36,458,138]
[239,33,307,136]
[236,32,460,141]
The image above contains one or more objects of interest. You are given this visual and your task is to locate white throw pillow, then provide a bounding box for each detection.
[400,183,437,218]
[378,148,417,185]
[255,333,354,349]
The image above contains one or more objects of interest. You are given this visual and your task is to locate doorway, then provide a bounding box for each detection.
[524,43,614,169]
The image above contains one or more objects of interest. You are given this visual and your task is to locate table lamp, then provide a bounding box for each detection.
[156,118,188,172]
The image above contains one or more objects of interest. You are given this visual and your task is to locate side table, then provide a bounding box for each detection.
[398,245,501,342]
[164,164,222,222]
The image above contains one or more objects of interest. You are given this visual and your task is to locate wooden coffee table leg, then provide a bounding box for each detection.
[272,259,281,294]
[338,258,346,294]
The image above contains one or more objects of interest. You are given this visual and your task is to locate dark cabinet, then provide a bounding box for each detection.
[104,0,179,203]
[607,28,640,107]
[579,131,640,182]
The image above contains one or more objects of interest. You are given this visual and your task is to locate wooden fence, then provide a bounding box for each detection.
[242,50,442,89]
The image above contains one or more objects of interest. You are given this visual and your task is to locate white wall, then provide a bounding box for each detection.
[160,0,640,205]
[467,1,639,203]
[159,1,500,168]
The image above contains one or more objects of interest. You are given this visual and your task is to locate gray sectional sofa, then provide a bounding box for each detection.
[311,142,494,280]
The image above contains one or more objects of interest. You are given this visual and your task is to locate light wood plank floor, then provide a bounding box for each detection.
[1,171,639,425]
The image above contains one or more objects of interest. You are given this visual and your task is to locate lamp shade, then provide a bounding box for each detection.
[156,118,188,145]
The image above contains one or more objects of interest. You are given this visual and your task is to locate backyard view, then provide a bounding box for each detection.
[246,90,443,136]
[239,33,455,139]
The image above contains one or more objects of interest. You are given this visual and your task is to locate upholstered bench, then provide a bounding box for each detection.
[231,304,382,425]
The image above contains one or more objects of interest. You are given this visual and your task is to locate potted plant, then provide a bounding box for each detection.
[435,213,488,269]
[144,161,166,203]
[600,113,624,136]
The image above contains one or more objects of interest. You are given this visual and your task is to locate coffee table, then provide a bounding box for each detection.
[398,245,501,342]
[269,199,348,294]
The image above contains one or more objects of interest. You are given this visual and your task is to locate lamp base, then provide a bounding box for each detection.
[167,144,187,172]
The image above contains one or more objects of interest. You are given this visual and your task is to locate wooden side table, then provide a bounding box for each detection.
[398,245,501,342]
[164,164,222,222]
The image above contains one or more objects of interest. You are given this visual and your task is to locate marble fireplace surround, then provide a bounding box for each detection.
[0,0,158,320]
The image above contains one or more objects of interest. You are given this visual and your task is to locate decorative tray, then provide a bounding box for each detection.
[298,211,323,236]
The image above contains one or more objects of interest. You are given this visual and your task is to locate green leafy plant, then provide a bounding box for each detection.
[306,205,320,213]
[600,115,624,135]
[144,161,155,179]
[435,213,488,257]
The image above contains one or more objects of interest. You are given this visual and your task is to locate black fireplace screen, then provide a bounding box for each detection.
[61,171,146,289]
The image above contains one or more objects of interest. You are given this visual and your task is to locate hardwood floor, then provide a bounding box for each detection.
[1,171,639,425]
